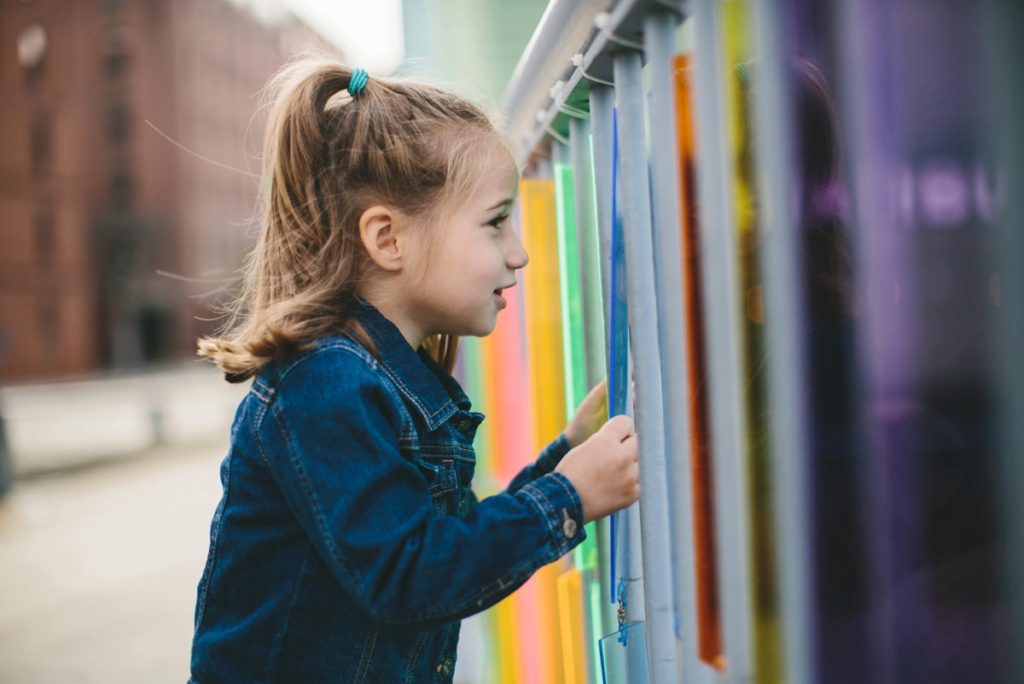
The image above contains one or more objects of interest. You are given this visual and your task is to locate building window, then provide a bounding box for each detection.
[37,298,60,359]
[103,27,130,80]
[108,103,130,141]
[34,206,55,266]
[29,111,52,176]
[105,51,128,79]
[110,171,133,209]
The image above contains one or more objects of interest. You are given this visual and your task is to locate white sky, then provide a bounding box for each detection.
[280,0,405,74]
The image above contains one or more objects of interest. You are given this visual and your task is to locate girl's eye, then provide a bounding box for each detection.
[488,214,510,230]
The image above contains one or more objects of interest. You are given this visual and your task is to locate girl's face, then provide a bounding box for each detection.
[405,152,528,340]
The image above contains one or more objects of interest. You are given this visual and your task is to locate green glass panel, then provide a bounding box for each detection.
[554,160,594,571]
[554,161,589,416]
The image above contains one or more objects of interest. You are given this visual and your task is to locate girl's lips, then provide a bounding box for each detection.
[493,282,514,310]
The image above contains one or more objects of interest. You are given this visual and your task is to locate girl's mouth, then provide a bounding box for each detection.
[493,281,515,309]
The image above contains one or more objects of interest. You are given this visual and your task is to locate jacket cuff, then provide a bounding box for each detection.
[518,471,587,558]
[534,433,572,474]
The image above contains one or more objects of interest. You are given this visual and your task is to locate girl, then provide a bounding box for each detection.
[188,59,640,683]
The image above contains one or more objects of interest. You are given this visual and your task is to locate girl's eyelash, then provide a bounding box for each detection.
[488,214,510,228]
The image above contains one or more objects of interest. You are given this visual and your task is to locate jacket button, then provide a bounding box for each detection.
[561,508,578,538]
[436,657,454,675]
[456,418,472,431]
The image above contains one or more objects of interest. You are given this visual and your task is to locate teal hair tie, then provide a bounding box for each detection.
[348,68,368,96]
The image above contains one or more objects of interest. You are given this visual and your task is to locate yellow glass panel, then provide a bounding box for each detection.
[557,567,589,684]
[722,1,783,681]
[519,177,568,682]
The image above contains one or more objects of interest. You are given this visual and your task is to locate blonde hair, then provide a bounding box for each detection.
[198,58,509,382]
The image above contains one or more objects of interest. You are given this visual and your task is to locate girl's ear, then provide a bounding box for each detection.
[359,205,404,272]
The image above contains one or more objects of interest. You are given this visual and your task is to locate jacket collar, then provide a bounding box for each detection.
[347,296,471,431]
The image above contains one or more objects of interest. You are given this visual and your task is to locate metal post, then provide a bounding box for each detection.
[990,1,1024,680]
[642,9,715,684]
[624,352,645,684]
[625,489,646,653]
[588,81,619,638]
[749,2,814,683]
[613,47,679,684]
[588,85,616,348]
[690,0,756,681]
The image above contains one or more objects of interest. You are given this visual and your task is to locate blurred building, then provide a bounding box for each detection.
[0,0,340,382]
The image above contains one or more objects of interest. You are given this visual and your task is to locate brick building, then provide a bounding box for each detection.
[0,0,341,381]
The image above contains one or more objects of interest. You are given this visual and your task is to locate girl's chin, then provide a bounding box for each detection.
[471,320,498,338]
[472,312,500,337]
[437,315,498,339]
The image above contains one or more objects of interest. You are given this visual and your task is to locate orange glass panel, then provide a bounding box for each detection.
[674,53,725,670]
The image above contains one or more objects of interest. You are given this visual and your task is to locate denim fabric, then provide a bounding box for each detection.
[189,299,586,683]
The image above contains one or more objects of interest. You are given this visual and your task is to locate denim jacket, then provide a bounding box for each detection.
[189,298,587,683]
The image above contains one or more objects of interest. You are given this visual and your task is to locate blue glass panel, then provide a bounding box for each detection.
[598,621,648,684]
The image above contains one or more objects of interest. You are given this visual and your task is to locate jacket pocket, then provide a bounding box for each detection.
[415,456,458,516]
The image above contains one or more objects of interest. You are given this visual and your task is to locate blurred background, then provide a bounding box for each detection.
[0,0,546,681]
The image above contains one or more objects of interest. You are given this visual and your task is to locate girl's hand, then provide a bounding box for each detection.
[564,381,608,448]
[555,414,639,523]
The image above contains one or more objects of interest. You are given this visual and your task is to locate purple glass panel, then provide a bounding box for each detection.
[773,0,1012,681]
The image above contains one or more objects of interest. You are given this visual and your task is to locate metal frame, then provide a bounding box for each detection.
[503,0,687,167]
[503,0,616,163]
[504,1,760,682]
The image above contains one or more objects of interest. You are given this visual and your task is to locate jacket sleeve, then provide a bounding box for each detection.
[257,348,586,628]
[505,432,573,494]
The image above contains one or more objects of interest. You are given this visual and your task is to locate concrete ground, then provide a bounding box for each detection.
[0,442,225,683]
[0,439,490,683]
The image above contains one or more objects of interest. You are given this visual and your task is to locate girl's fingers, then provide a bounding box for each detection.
[601,414,634,439]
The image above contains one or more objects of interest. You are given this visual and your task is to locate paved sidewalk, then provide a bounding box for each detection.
[0,442,226,683]
[0,440,491,683]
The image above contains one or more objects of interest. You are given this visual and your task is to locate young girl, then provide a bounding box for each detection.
[188,60,640,683]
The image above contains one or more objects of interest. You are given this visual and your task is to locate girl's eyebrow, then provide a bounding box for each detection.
[486,196,516,212]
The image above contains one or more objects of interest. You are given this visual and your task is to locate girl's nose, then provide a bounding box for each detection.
[507,232,529,269]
